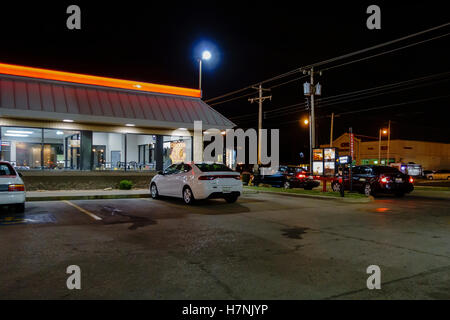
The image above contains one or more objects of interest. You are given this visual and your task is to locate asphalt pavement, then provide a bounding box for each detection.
[0,192,449,299]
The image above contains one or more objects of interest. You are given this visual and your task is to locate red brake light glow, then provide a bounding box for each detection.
[380,176,388,183]
[8,184,25,192]
[296,173,306,179]
[409,177,414,183]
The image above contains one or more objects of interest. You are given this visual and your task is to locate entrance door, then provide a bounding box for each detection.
[111,151,121,169]
[93,145,106,169]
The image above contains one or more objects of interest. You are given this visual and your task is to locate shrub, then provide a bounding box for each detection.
[119,180,133,190]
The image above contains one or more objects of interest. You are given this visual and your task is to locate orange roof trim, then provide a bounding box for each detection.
[0,62,201,98]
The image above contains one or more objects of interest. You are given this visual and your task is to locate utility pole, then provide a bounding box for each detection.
[303,68,322,171]
[249,85,271,169]
[310,67,316,150]
[387,120,391,165]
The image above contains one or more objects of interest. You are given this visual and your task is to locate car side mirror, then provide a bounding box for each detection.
[18,172,23,178]
[157,171,164,175]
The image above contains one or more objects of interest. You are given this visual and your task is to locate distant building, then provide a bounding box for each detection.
[321,133,450,170]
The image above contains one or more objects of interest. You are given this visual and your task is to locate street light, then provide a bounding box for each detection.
[302,118,309,126]
[378,128,388,165]
[198,50,212,94]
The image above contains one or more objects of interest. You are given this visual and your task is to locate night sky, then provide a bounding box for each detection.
[0,1,449,164]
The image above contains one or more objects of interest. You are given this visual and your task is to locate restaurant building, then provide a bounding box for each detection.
[0,63,234,172]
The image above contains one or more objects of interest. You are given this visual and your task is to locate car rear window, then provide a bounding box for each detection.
[0,163,16,176]
[374,166,401,174]
[196,163,233,172]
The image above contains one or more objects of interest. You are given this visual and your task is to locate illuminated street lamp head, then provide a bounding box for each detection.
[303,119,309,125]
[202,50,212,60]
[382,129,388,134]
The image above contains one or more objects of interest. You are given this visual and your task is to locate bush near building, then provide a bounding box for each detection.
[119,180,133,190]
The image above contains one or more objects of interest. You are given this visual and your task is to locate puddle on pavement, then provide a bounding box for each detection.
[281,227,310,239]
[0,213,56,226]
[100,206,156,230]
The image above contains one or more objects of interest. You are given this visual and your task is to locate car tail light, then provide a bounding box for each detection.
[380,176,388,183]
[9,184,25,192]
[409,177,414,183]
[296,173,306,179]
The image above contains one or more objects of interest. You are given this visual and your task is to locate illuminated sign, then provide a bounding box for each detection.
[324,148,336,161]
[0,62,201,98]
[169,141,186,163]
[313,149,323,161]
[313,161,323,176]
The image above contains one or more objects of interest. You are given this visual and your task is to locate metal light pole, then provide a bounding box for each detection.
[198,59,202,91]
[198,50,211,96]
[387,120,391,165]
[378,128,382,165]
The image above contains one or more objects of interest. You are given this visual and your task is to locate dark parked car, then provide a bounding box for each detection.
[331,165,414,197]
[253,165,320,190]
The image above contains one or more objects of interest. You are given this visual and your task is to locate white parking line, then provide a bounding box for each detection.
[62,200,102,221]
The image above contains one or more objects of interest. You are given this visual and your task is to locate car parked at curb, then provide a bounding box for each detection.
[426,169,450,180]
[331,165,414,197]
[150,162,242,204]
[252,165,320,190]
[0,161,26,212]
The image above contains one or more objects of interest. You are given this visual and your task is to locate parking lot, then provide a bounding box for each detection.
[0,192,449,299]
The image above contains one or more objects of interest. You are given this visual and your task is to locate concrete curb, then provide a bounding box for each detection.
[243,188,373,203]
[27,193,150,202]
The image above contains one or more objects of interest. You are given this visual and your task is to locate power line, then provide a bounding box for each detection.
[321,32,450,72]
[234,94,450,127]
[205,22,450,104]
[260,71,450,116]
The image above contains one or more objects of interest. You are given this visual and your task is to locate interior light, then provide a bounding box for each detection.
[6,130,33,134]
[125,124,135,127]
[56,131,64,135]
[4,133,29,137]
[63,119,74,123]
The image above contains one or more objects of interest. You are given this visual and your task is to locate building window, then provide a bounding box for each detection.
[0,127,43,169]
[93,132,126,170]
[126,134,156,170]
[403,146,413,150]
[43,129,80,170]
[163,135,192,169]
[367,147,374,150]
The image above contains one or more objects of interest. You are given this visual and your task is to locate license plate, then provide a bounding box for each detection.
[223,187,231,193]
[395,178,403,183]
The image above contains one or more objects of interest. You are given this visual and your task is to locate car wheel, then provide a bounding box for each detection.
[364,183,373,196]
[283,181,291,189]
[150,183,159,199]
[183,186,195,205]
[15,203,25,213]
[225,195,238,203]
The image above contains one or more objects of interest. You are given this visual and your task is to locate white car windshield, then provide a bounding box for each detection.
[0,163,16,176]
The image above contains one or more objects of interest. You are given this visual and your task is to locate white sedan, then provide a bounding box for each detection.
[0,161,26,212]
[150,162,242,204]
